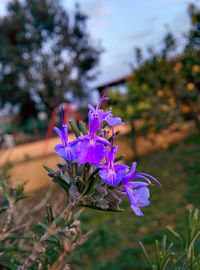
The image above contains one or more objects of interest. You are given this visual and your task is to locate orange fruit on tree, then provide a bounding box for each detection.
[187,83,195,91]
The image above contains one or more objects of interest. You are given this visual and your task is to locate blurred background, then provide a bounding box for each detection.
[0,0,200,269]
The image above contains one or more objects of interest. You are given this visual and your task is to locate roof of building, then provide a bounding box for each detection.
[96,74,131,92]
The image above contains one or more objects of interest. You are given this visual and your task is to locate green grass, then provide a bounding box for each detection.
[70,133,200,269]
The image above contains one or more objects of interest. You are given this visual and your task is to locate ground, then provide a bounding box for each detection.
[1,129,200,269]
[70,133,200,269]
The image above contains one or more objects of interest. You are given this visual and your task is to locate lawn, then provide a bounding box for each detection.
[69,133,200,269]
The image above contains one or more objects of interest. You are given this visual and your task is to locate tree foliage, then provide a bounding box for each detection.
[0,0,101,118]
[109,2,200,149]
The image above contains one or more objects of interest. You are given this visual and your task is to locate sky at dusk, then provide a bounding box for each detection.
[0,0,196,86]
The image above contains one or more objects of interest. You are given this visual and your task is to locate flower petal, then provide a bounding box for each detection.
[99,168,119,186]
[53,127,62,138]
[76,140,105,165]
[54,144,75,161]
[139,173,161,185]
[128,181,148,189]
[123,162,137,183]
[131,205,144,216]
[96,136,110,146]
[106,115,125,127]
[133,173,152,184]
[132,186,150,207]
[124,183,150,216]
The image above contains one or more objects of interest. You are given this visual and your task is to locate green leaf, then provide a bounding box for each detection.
[69,120,80,137]
[139,241,153,267]
[43,165,54,173]
[46,204,54,225]
[53,176,70,193]
[78,121,88,135]
[15,183,28,202]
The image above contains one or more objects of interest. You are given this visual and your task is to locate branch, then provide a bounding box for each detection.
[19,203,74,270]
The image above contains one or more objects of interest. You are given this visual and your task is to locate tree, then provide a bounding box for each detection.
[187,2,200,49]
[108,37,181,159]
[109,2,200,151]
[0,0,101,122]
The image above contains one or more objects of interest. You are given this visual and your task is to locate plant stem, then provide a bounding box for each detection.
[19,203,74,270]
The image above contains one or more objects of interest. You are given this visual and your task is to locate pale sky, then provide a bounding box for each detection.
[0,0,197,86]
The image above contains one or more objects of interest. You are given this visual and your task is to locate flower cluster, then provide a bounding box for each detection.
[54,95,159,216]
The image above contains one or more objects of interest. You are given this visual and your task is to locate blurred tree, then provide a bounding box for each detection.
[187,2,200,49]
[108,35,182,159]
[180,2,200,131]
[0,0,101,122]
[171,50,200,132]
[162,3,200,132]
[109,1,200,152]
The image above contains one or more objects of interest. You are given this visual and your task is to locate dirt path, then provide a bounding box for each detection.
[0,122,194,192]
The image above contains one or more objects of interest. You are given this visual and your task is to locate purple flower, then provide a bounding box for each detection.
[88,95,124,134]
[76,95,119,166]
[76,135,109,165]
[123,181,150,216]
[106,114,125,127]
[122,162,160,216]
[54,111,78,162]
[98,146,128,186]
[76,96,110,165]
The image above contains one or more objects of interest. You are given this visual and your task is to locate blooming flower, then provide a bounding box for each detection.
[123,181,150,216]
[53,94,160,217]
[106,114,125,127]
[76,95,124,165]
[88,94,124,134]
[98,146,128,186]
[122,162,160,216]
[76,136,109,165]
[54,110,77,161]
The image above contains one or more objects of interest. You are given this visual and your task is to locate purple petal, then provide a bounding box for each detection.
[55,143,63,151]
[53,127,62,138]
[96,136,110,146]
[131,205,144,216]
[124,183,150,216]
[128,181,149,189]
[132,186,150,207]
[99,163,127,187]
[69,138,80,146]
[54,144,75,161]
[114,164,128,178]
[88,104,96,112]
[139,173,161,185]
[106,115,125,127]
[128,162,137,176]
[123,162,137,183]
[77,135,90,142]
[96,94,108,110]
[76,140,105,165]
[99,110,111,122]
[97,164,107,170]
[61,124,68,144]
[99,168,120,186]
[89,115,100,136]
[106,146,118,164]
[133,173,152,184]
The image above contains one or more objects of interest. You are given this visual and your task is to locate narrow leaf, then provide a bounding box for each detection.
[46,204,54,225]
[43,165,54,173]
[78,121,88,135]
[69,120,80,137]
